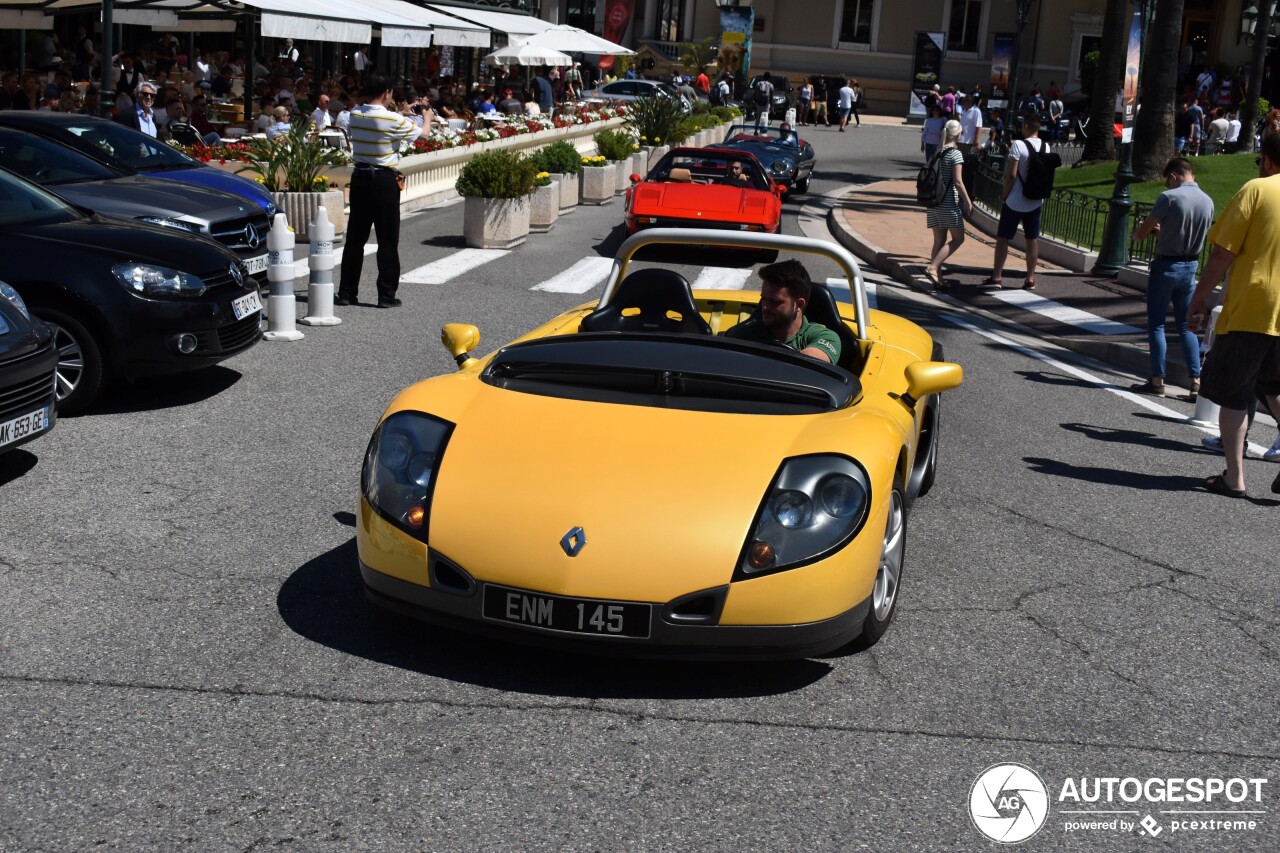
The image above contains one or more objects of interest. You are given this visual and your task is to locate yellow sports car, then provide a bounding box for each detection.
[357,231,963,658]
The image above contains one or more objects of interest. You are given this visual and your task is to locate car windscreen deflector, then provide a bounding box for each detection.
[483,333,858,415]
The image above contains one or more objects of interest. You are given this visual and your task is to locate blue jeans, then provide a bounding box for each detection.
[924,142,939,161]
[1146,257,1201,379]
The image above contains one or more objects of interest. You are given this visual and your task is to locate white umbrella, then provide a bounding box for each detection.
[483,42,573,67]
[521,24,635,56]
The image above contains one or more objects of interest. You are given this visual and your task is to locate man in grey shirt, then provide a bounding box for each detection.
[1130,157,1215,396]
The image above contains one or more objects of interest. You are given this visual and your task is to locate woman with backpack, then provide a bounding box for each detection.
[923,120,973,290]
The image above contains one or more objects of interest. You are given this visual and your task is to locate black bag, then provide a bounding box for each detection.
[1018,138,1061,200]
[753,81,771,106]
[915,150,948,208]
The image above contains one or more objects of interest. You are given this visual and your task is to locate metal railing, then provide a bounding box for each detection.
[971,156,1109,250]
[1125,200,1214,270]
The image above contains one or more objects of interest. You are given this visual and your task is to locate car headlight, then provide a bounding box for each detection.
[737,455,871,579]
[266,201,280,219]
[138,216,202,234]
[770,160,790,175]
[0,281,31,320]
[361,411,454,541]
[111,264,208,298]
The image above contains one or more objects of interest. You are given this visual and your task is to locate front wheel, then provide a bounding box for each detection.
[795,175,811,193]
[35,308,105,416]
[852,486,906,650]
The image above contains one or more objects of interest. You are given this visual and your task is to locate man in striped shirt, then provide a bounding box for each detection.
[337,74,422,308]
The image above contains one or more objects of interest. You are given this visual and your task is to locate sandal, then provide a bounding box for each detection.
[923,268,942,288]
[1023,278,1037,290]
[1204,471,1246,499]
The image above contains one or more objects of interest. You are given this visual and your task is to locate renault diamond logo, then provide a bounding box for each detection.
[560,527,586,557]
[243,222,261,249]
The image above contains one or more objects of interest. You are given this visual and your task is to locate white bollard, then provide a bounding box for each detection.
[262,212,303,341]
[785,106,797,128]
[299,207,341,326]
[1188,304,1222,426]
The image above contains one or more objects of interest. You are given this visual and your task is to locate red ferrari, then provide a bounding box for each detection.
[623,148,783,235]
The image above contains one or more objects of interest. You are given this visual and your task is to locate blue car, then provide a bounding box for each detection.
[0,112,278,217]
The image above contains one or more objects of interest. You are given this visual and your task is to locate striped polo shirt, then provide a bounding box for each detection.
[348,104,422,168]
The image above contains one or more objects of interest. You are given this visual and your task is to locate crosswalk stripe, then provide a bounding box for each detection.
[292,243,377,278]
[401,249,510,284]
[691,267,753,290]
[989,288,1143,335]
[531,256,615,293]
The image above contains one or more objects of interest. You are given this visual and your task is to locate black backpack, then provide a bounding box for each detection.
[1018,138,1061,200]
[915,150,948,208]
[754,81,771,106]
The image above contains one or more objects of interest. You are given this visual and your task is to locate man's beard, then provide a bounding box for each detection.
[762,305,798,336]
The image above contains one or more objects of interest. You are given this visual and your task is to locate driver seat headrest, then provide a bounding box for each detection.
[578,268,712,335]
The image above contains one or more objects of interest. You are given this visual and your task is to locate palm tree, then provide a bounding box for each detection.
[1240,3,1274,151]
[1082,0,1131,162]
[1132,0,1186,181]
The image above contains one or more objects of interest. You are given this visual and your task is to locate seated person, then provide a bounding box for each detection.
[497,88,523,115]
[723,260,841,364]
[720,160,751,185]
[265,105,292,139]
[776,122,799,146]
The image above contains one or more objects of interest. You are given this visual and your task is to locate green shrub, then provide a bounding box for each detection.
[669,116,701,144]
[234,120,348,193]
[691,99,711,115]
[594,127,637,161]
[696,113,719,129]
[712,106,736,123]
[1260,97,1272,117]
[626,94,686,146]
[456,150,539,198]
[533,140,583,175]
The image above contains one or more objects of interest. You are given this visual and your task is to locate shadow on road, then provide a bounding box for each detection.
[277,538,833,698]
[95,366,243,415]
[1060,422,1205,454]
[0,448,38,486]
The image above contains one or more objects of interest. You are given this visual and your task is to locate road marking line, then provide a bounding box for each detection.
[691,267,753,290]
[532,256,615,293]
[942,311,1271,455]
[989,288,1143,335]
[401,249,510,284]
[293,243,377,278]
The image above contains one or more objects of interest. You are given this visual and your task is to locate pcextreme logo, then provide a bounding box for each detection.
[968,764,1268,843]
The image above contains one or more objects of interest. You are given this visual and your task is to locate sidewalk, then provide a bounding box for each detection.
[827,179,1199,392]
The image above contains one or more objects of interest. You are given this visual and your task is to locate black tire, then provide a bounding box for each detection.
[851,484,906,651]
[909,400,940,501]
[34,308,105,416]
[795,175,811,193]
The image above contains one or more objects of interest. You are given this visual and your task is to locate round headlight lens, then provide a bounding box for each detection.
[380,432,412,470]
[772,490,813,529]
[819,474,867,518]
[407,452,437,489]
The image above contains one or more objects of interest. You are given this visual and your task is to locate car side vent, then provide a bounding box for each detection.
[661,586,728,625]
[429,552,477,596]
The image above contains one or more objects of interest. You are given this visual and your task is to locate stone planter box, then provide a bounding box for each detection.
[550,171,579,214]
[529,182,559,234]
[644,145,669,171]
[463,196,530,249]
[611,159,631,195]
[272,190,347,241]
[581,165,615,205]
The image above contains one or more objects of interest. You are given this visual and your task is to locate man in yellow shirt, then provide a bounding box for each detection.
[1189,134,1280,497]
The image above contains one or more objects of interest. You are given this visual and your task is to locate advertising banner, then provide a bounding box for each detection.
[597,0,633,70]
[908,31,945,118]
[989,33,1013,110]
[1121,5,1142,143]
[718,6,755,94]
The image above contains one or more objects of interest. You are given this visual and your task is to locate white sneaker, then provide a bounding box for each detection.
[1265,437,1280,462]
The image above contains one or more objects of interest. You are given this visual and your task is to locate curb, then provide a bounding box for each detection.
[824,205,1196,389]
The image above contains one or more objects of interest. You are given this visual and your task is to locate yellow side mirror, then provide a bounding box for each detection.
[903,361,963,407]
[441,323,480,369]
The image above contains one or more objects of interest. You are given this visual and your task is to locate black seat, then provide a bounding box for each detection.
[579,268,712,335]
[167,123,204,147]
[803,281,862,372]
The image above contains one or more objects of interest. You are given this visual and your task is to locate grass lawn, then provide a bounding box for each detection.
[1055,153,1258,211]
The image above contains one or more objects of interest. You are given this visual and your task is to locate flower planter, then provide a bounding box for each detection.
[581,165,615,205]
[272,190,347,242]
[549,172,579,214]
[463,196,530,249]
[529,183,559,234]
[610,160,631,195]
[644,145,669,171]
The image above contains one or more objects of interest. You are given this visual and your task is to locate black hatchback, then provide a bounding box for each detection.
[0,167,262,414]
[0,280,57,453]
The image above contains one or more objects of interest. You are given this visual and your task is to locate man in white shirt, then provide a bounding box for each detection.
[279,39,299,63]
[837,80,854,132]
[1225,110,1242,153]
[990,115,1048,290]
[958,95,983,153]
[353,47,370,76]
[310,93,332,130]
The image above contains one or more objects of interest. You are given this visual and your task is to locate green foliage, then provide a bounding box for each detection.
[712,106,736,123]
[1260,97,1272,116]
[1080,50,1100,97]
[669,116,701,144]
[625,93,686,147]
[678,37,717,76]
[530,140,583,175]
[594,127,637,161]
[456,149,539,198]
[691,99,711,115]
[234,120,348,193]
[1054,152,1257,211]
[696,113,720,129]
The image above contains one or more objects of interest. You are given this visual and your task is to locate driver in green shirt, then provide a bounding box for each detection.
[724,259,842,364]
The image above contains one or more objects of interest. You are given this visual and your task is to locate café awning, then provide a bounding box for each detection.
[423,2,554,38]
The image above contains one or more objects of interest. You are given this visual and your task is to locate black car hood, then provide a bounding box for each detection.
[16,215,239,274]
[43,174,255,227]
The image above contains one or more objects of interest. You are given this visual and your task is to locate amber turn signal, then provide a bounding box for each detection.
[748,541,775,570]
[403,505,426,528]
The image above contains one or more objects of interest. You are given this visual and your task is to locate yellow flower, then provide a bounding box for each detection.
[632,143,639,150]
[654,137,661,143]
[536,171,550,180]
[640,135,648,142]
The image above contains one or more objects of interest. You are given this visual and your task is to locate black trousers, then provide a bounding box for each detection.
[340,168,401,303]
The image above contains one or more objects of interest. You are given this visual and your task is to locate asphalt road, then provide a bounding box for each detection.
[2,123,1277,852]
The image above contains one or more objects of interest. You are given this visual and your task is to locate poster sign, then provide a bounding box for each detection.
[598,0,633,70]
[908,31,945,118]
[718,6,755,94]
[988,33,1013,110]
[1120,4,1142,143]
